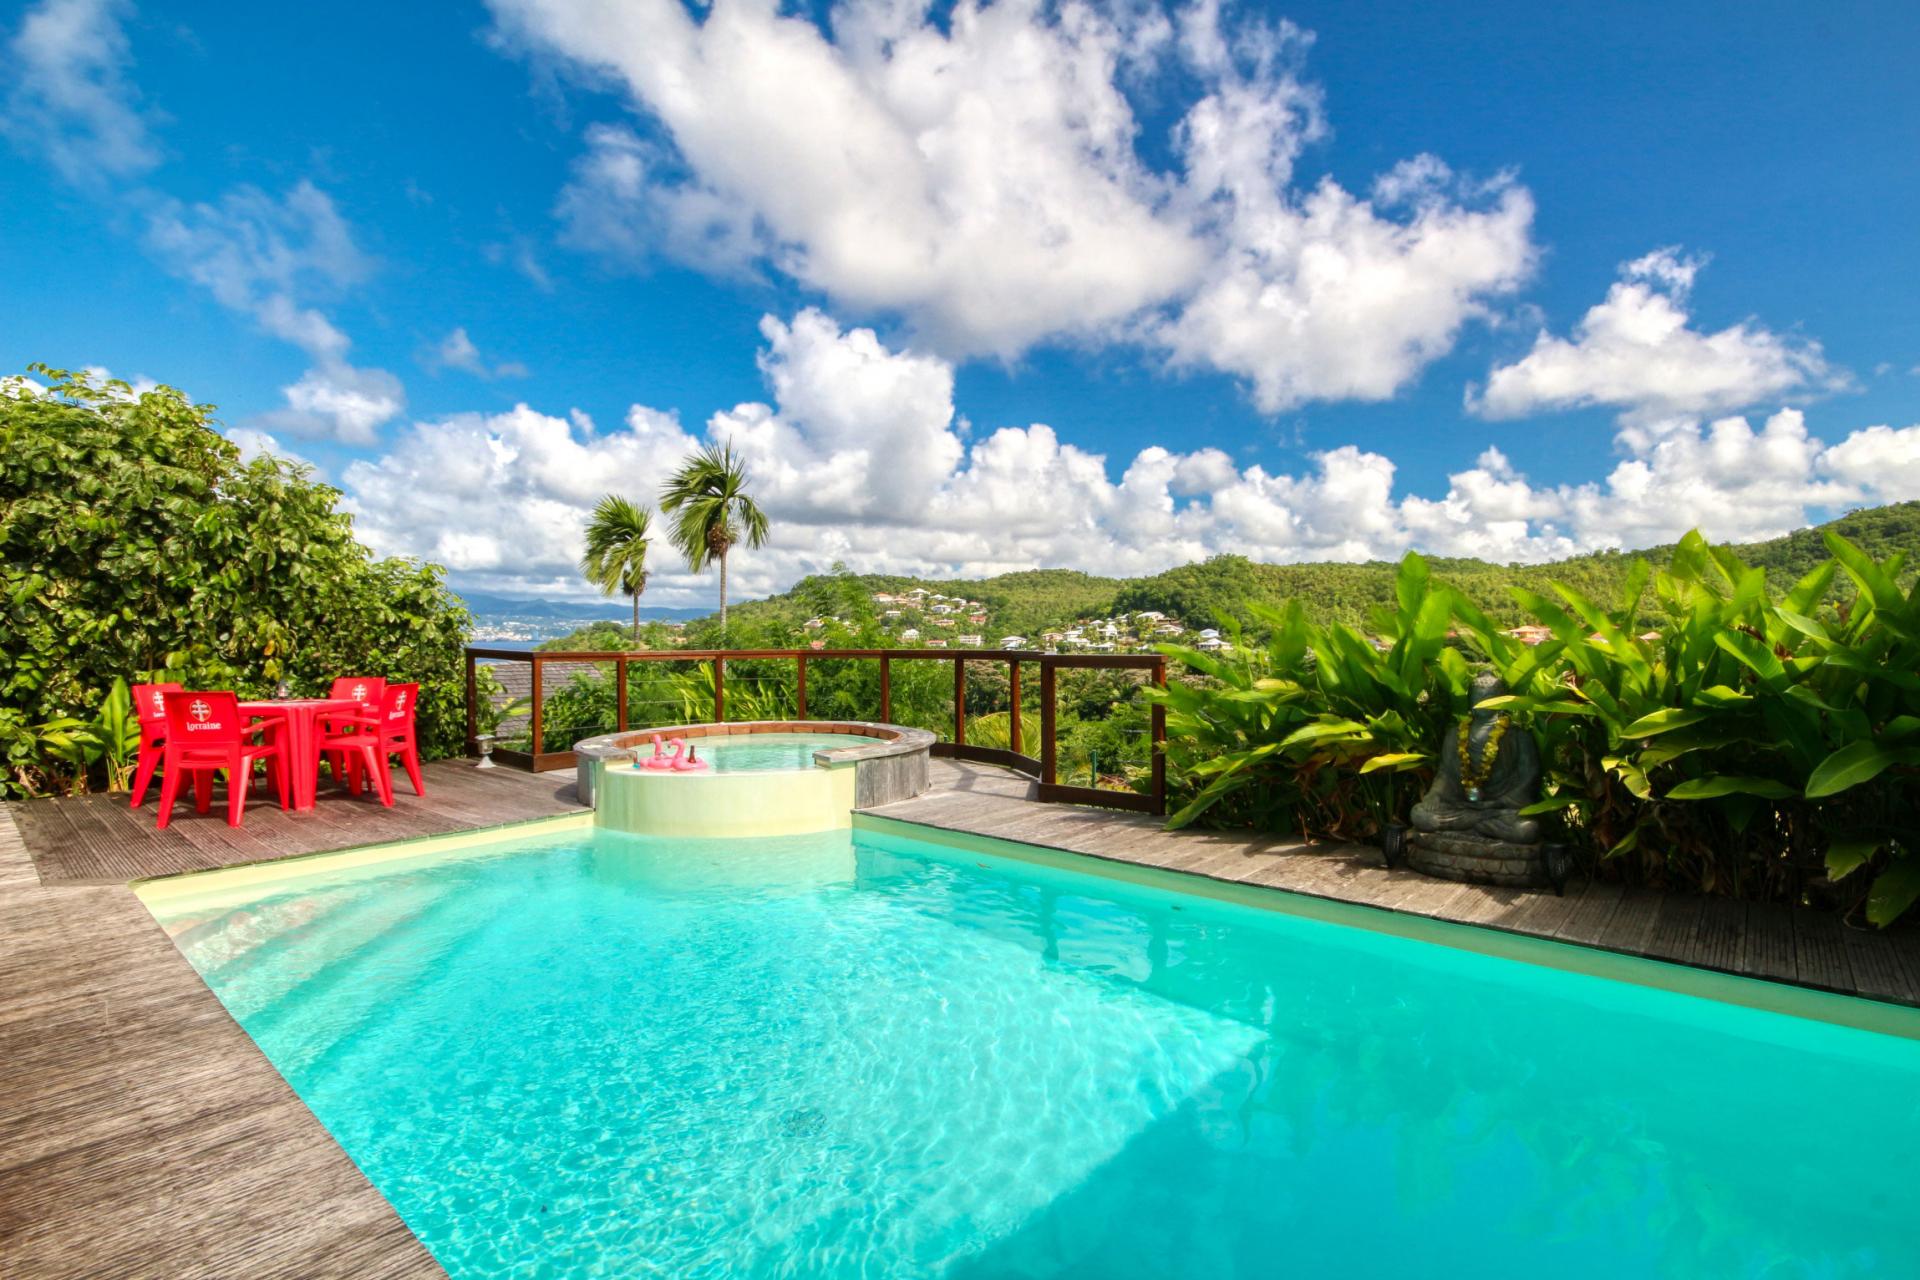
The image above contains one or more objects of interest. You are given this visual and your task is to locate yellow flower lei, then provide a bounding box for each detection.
[1457,713,1511,800]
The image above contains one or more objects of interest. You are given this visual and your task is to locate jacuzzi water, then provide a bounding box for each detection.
[629,732,883,773]
[147,823,1920,1279]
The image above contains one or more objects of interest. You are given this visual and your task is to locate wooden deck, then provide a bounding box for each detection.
[871,760,1920,1009]
[0,803,447,1279]
[11,759,583,885]
[0,759,585,1278]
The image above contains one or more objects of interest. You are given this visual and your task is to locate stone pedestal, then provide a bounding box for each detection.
[1407,831,1547,888]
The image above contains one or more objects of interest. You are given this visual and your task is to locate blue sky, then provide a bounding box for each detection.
[4,0,1918,604]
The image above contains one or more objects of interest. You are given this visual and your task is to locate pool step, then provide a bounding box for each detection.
[238,876,533,1080]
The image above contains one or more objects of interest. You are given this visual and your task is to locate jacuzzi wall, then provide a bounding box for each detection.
[595,762,860,838]
[571,721,934,834]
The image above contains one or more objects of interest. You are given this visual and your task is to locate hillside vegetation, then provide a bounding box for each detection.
[698,502,1920,642]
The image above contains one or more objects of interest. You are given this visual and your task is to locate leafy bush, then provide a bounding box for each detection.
[1156,534,1920,925]
[0,366,471,797]
[1150,554,1464,838]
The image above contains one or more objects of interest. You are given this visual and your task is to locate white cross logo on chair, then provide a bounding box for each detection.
[189,699,211,722]
[352,683,368,700]
[394,691,407,710]
[150,691,165,712]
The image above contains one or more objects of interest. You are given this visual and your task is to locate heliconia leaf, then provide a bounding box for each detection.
[1824,839,1879,881]
[1603,756,1653,800]
[1772,608,1829,644]
[1784,560,1837,615]
[1519,794,1584,815]
[1694,684,1752,708]
[1805,741,1919,798]
[1621,706,1710,737]
[1278,719,1369,749]
[1866,860,1920,928]
[1714,630,1785,682]
[1666,775,1797,800]
[1358,752,1427,775]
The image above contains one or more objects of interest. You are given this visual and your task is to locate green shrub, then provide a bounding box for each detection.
[0,366,471,796]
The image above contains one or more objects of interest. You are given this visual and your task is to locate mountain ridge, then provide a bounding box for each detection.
[698,501,1920,640]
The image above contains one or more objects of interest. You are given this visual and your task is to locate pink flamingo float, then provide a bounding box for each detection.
[637,733,709,772]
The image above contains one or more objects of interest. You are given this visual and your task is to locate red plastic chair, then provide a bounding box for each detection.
[317,676,387,787]
[328,676,386,717]
[155,691,287,830]
[365,682,424,797]
[129,681,182,808]
[317,701,397,808]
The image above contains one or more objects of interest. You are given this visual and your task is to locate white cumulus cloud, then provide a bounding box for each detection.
[1472,247,1845,421]
[489,0,1538,409]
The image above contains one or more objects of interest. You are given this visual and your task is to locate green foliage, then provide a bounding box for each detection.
[1149,554,1464,837]
[1160,534,1920,925]
[0,365,471,797]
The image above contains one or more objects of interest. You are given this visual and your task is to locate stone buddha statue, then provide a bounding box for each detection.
[1407,673,1546,886]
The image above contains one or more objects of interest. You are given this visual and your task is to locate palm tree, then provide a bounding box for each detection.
[659,440,769,636]
[579,495,653,640]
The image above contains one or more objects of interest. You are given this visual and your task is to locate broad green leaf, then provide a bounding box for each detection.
[1519,795,1584,815]
[1621,706,1709,737]
[1866,860,1920,928]
[1358,751,1427,775]
[1805,741,1918,798]
[1824,839,1878,881]
[1665,775,1796,800]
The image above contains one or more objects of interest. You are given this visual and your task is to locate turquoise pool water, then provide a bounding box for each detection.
[630,732,882,773]
[150,825,1920,1279]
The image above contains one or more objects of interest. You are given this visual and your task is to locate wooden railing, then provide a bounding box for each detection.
[465,646,1168,815]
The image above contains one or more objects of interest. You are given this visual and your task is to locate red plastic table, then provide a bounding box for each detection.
[239,698,362,811]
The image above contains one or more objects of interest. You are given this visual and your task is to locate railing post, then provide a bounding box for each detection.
[464,651,477,753]
[1040,659,1057,786]
[615,656,628,732]
[530,654,544,760]
[880,655,891,723]
[713,656,725,722]
[1008,657,1022,757]
[1152,657,1168,816]
[796,655,808,719]
[953,657,966,747]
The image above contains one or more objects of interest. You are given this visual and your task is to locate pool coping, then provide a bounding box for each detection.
[852,811,1920,1042]
[571,720,936,809]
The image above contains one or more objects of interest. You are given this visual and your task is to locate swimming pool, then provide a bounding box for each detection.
[145,821,1920,1278]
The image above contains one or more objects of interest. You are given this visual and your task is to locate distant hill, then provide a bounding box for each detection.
[710,501,1920,640]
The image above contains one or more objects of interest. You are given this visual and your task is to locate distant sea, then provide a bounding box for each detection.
[471,639,538,652]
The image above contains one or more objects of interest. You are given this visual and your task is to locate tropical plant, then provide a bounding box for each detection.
[579,495,654,640]
[1149,553,1466,836]
[1159,532,1920,925]
[659,440,769,636]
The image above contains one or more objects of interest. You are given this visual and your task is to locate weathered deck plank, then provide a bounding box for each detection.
[8,759,583,885]
[0,804,449,1279]
[867,760,1920,1010]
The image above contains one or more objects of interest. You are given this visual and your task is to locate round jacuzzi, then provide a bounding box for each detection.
[572,721,935,837]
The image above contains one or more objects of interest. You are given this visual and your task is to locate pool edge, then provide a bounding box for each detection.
[134,810,595,911]
[853,811,1920,1042]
